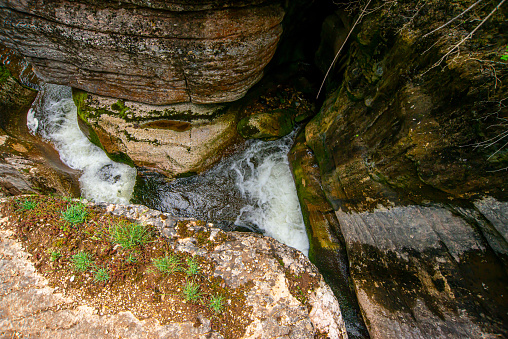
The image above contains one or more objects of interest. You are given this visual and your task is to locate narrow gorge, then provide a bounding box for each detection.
[0,0,507,338]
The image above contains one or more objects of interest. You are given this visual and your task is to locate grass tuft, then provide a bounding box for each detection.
[153,255,181,274]
[110,222,151,249]
[182,280,201,302]
[61,203,87,224]
[18,199,37,211]
[126,252,138,263]
[71,251,93,272]
[93,267,110,282]
[185,256,201,276]
[50,250,61,262]
[209,294,225,314]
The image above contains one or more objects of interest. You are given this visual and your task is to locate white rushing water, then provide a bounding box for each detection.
[232,135,309,256]
[27,83,309,255]
[27,84,136,204]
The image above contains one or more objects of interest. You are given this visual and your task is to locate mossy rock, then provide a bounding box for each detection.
[237,109,294,141]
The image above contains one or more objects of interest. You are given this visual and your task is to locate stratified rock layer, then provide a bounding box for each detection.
[0,0,284,104]
[73,90,242,178]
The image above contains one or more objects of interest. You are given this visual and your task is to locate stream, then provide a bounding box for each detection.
[28,83,309,256]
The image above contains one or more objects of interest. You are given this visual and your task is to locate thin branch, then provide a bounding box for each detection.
[487,166,508,172]
[487,139,508,160]
[422,0,484,38]
[316,0,373,99]
[430,0,506,70]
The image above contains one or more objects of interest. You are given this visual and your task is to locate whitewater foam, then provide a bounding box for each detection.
[28,84,136,204]
[232,134,309,256]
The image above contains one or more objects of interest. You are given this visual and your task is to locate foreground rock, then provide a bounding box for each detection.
[0,199,348,338]
[0,0,284,104]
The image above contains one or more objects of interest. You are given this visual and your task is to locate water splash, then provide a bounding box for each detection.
[232,134,309,256]
[135,132,309,255]
[28,84,136,204]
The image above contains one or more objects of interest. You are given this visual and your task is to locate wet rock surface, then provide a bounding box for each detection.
[237,109,294,141]
[0,0,284,105]
[337,202,508,338]
[0,64,79,197]
[0,199,348,338]
[289,131,368,338]
[292,1,508,338]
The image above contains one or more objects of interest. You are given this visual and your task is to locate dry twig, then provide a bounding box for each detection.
[428,0,506,71]
[422,0,484,38]
[316,0,373,99]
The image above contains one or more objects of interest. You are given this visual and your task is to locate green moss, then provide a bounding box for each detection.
[237,109,294,141]
[175,171,198,179]
[0,65,11,84]
[109,151,135,167]
[72,89,90,122]
[111,100,129,119]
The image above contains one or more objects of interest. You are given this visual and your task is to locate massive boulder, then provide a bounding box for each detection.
[0,198,348,338]
[290,0,508,338]
[73,89,242,178]
[0,0,284,105]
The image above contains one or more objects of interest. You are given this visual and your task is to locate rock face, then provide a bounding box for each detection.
[290,1,508,338]
[73,89,242,178]
[0,200,348,339]
[336,202,508,338]
[289,131,368,338]
[0,0,284,105]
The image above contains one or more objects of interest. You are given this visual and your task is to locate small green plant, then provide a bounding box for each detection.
[153,255,181,274]
[126,252,138,263]
[110,222,151,249]
[209,294,225,314]
[18,199,37,211]
[93,267,110,282]
[182,280,201,302]
[61,203,87,224]
[185,257,201,276]
[501,46,508,61]
[71,251,93,272]
[50,250,61,262]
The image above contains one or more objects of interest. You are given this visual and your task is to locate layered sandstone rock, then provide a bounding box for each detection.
[0,0,284,104]
[73,90,242,178]
[291,1,508,338]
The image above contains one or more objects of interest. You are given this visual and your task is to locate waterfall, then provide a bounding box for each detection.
[27,84,136,204]
[135,133,310,256]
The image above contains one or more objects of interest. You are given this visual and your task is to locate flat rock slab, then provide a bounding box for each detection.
[0,201,348,338]
[336,203,508,338]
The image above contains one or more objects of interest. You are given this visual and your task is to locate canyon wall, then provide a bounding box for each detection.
[292,1,508,337]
